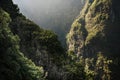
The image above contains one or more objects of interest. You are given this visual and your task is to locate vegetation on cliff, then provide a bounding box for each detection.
[0,0,85,80]
[67,0,120,79]
[0,8,44,80]
[0,0,120,80]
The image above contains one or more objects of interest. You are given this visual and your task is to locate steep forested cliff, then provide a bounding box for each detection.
[0,0,120,80]
[67,0,120,79]
[0,0,67,80]
[0,8,44,80]
[0,0,85,80]
[13,0,85,46]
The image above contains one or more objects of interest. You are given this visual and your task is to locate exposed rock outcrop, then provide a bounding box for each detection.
[67,0,120,79]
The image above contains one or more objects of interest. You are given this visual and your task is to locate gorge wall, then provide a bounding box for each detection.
[67,0,120,79]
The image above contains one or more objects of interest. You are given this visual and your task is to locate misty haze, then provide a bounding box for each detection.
[13,0,84,46]
[1,0,120,80]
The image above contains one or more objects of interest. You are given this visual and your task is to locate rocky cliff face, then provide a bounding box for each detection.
[1,0,120,79]
[67,0,120,79]
[67,0,120,59]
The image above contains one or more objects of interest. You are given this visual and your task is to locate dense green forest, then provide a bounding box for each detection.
[0,8,44,80]
[0,0,120,80]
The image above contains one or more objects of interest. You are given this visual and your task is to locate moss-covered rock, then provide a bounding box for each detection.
[67,0,120,79]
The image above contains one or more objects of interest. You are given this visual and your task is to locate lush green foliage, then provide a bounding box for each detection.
[0,0,21,18]
[84,53,112,80]
[1,0,120,80]
[0,9,44,80]
[64,51,85,80]
[9,16,86,79]
[67,0,120,79]
[10,16,65,66]
[0,0,86,80]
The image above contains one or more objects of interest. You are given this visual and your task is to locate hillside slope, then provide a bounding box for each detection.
[67,0,120,79]
[13,0,85,46]
[0,8,44,80]
[0,0,85,80]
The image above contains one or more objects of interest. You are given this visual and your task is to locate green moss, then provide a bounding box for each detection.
[85,29,99,45]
